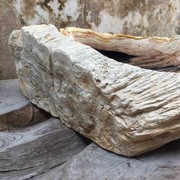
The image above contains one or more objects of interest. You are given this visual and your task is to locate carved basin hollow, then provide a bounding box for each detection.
[97,50,178,72]
[9,25,180,156]
[60,27,180,72]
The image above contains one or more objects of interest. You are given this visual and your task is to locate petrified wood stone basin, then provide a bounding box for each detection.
[9,24,180,156]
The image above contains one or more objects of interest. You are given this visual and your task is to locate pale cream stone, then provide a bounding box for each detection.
[9,25,180,156]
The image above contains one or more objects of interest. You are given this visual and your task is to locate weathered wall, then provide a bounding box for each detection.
[10,0,180,36]
[0,1,20,79]
[1,0,180,79]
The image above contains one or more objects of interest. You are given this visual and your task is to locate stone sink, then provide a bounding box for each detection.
[8,24,180,156]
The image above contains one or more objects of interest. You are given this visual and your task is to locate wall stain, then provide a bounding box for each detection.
[22,0,36,18]
[37,0,52,12]
[6,0,180,37]
[58,0,67,11]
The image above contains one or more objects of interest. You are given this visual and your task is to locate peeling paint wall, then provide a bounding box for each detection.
[1,0,180,79]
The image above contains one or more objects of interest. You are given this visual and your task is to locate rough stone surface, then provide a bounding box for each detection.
[0,79,51,130]
[9,24,180,156]
[0,118,89,180]
[36,142,180,180]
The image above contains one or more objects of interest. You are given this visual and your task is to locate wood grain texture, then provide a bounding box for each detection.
[0,79,51,130]
[0,118,89,180]
[9,25,180,156]
[36,142,180,180]
[60,27,180,72]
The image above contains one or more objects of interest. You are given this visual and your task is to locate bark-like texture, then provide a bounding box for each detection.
[9,24,180,156]
[0,118,89,180]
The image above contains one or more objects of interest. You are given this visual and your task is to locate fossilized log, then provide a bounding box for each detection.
[9,24,180,156]
[0,118,89,180]
[0,79,51,130]
[36,142,180,180]
[60,27,180,72]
